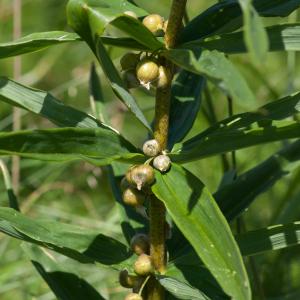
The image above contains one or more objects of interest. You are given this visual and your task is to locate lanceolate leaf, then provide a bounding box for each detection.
[0,207,131,266]
[0,128,144,166]
[178,92,300,149]
[164,49,256,110]
[95,39,152,131]
[168,70,205,148]
[179,0,300,44]
[238,0,269,63]
[0,31,81,59]
[215,140,300,221]
[184,24,300,54]
[156,276,211,300]
[236,222,300,256]
[66,0,162,51]
[152,164,251,300]
[23,244,105,300]
[66,0,153,132]
[0,77,105,129]
[171,121,300,163]
[0,31,147,60]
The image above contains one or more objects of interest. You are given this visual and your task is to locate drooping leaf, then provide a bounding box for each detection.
[101,36,149,51]
[0,31,81,59]
[152,164,251,300]
[184,24,300,54]
[168,69,205,148]
[0,31,148,60]
[66,0,153,131]
[171,121,300,164]
[89,63,108,124]
[0,207,131,266]
[215,140,300,221]
[179,0,300,44]
[238,0,269,63]
[67,0,163,51]
[0,159,19,210]
[179,91,300,147]
[23,244,105,300]
[156,275,211,300]
[166,250,230,300]
[0,128,144,166]
[164,49,256,110]
[236,222,300,256]
[95,39,152,131]
[0,77,106,129]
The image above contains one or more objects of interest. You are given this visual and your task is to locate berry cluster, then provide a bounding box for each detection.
[121,13,171,90]
[119,139,171,299]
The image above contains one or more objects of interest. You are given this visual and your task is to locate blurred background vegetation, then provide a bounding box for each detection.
[0,0,299,299]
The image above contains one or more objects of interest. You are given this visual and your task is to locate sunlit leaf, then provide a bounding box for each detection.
[152,164,251,300]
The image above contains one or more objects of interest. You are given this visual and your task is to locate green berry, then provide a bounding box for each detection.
[123,187,146,207]
[142,139,160,157]
[134,254,154,276]
[142,14,164,35]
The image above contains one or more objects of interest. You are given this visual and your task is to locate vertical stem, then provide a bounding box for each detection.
[12,0,22,195]
[148,1,186,299]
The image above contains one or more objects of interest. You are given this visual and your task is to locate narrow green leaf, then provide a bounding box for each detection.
[23,244,105,300]
[179,0,300,44]
[237,222,300,256]
[0,31,81,59]
[238,1,269,63]
[95,34,152,132]
[171,122,300,163]
[0,160,19,210]
[186,24,300,54]
[156,276,211,300]
[152,164,251,300]
[180,92,300,148]
[168,69,205,148]
[0,128,144,166]
[215,140,300,221]
[101,36,149,51]
[166,252,229,300]
[89,63,108,124]
[0,207,131,266]
[66,0,163,51]
[164,49,256,110]
[0,77,106,129]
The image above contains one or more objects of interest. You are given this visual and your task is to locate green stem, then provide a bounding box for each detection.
[148,1,187,299]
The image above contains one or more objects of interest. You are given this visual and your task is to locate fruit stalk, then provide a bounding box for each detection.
[148,1,187,299]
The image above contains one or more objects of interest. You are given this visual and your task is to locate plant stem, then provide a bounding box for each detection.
[148,1,186,299]
[12,0,22,195]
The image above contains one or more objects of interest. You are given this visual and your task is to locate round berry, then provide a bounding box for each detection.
[130,233,150,255]
[142,139,160,157]
[123,187,146,207]
[156,66,172,89]
[130,164,155,190]
[120,53,140,71]
[125,293,143,300]
[136,58,159,87]
[142,14,164,35]
[153,155,171,172]
[134,254,154,276]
